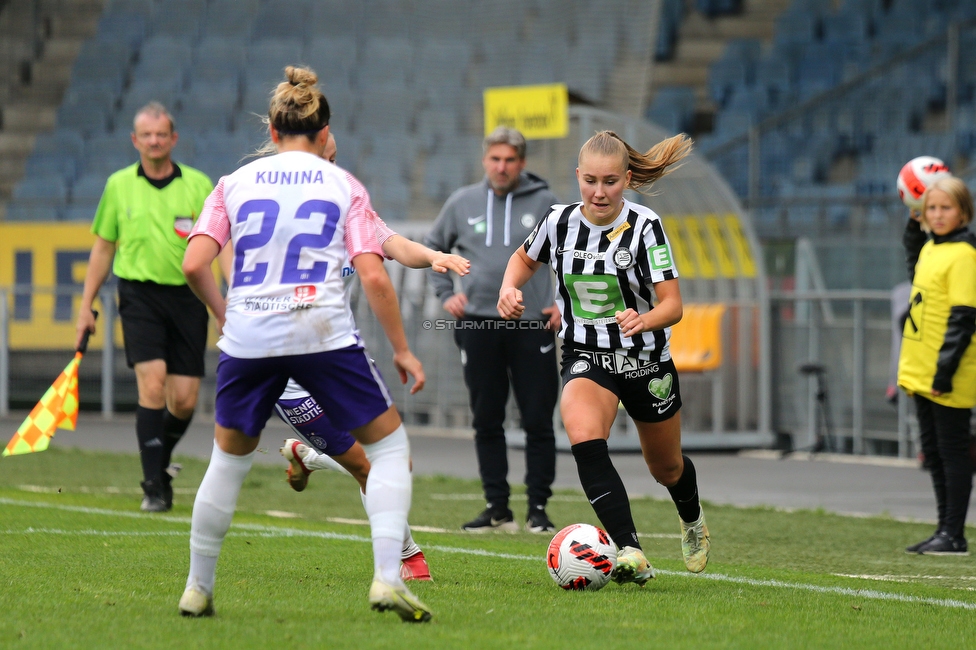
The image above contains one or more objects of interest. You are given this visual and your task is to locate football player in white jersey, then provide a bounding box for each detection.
[179,66,432,622]
[498,130,710,584]
[216,133,469,582]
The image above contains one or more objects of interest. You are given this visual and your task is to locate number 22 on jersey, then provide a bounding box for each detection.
[233,199,341,287]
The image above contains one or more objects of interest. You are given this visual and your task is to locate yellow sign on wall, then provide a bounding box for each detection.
[0,223,219,350]
[483,83,569,140]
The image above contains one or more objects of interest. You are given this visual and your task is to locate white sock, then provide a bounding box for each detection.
[304,447,353,475]
[362,424,411,585]
[360,488,419,559]
[186,441,255,594]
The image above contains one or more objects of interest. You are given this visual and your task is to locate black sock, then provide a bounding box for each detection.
[667,455,702,523]
[572,439,640,550]
[136,406,166,485]
[161,408,193,470]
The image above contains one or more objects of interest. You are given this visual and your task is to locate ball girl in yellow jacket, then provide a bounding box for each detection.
[898,176,976,555]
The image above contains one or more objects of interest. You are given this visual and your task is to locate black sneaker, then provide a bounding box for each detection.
[526,505,554,533]
[905,531,939,554]
[917,531,969,555]
[140,479,171,513]
[461,506,519,532]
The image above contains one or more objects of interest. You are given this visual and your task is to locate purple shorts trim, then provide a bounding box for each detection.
[274,396,357,456]
[215,346,392,438]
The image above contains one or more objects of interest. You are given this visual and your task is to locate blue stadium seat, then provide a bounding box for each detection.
[34,129,85,160]
[243,39,304,92]
[56,103,112,136]
[308,2,361,37]
[5,202,62,221]
[178,82,239,133]
[251,0,310,41]
[13,175,69,205]
[304,35,358,88]
[655,0,684,61]
[118,77,183,121]
[356,85,415,134]
[24,152,79,184]
[708,58,749,107]
[96,11,147,51]
[200,0,259,38]
[104,0,153,16]
[424,153,471,201]
[646,86,697,134]
[822,11,871,45]
[697,0,743,18]
[359,37,414,87]
[148,0,206,39]
[71,173,109,205]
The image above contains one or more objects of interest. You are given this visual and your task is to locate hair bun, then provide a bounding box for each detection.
[285,65,318,88]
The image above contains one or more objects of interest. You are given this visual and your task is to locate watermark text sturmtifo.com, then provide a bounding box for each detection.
[421,320,552,331]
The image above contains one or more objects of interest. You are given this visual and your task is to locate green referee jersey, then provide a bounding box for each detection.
[91,162,213,285]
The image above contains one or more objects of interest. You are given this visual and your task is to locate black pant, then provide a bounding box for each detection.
[455,320,559,511]
[915,394,973,539]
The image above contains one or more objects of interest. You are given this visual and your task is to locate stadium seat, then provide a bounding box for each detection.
[71,173,109,204]
[423,152,470,201]
[304,35,358,89]
[148,0,206,39]
[33,130,85,160]
[200,0,259,38]
[359,37,414,87]
[669,303,726,435]
[24,152,79,184]
[179,81,240,132]
[5,202,62,221]
[13,175,69,206]
[655,0,685,61]
[251,0,311,41]
[95,11,147,51]
[56,103,112,137]
[308,2,361,37]
[646,86,697,134]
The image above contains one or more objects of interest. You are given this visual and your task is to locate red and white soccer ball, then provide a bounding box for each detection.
[546,523,617,591]
[896,156,951,211]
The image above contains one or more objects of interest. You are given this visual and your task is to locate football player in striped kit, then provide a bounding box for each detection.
[179,66,431,621]
[498,130,710,584]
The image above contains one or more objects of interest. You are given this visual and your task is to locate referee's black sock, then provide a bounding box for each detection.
[136,406,166,487]
[162,408,193,470]
[666,455,702,524]
[571,439,641,550]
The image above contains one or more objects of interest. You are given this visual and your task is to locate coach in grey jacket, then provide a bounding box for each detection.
[424,126,560,534]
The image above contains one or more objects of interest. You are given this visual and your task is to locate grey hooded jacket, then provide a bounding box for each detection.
[424,171,558,320]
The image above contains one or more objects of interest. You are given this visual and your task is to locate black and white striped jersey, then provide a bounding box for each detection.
[522,199,678,360]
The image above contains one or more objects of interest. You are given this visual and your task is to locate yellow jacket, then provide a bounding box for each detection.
[898,229,976,408]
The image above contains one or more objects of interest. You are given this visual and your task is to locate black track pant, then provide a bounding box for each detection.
[915,394,973,539]
[455,320,559,511]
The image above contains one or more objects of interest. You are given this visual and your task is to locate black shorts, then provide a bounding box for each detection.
[117,279,208,376]
[560,346,681,423]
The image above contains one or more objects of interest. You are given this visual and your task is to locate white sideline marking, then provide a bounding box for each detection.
[835,573,976,582]
[17,484,197,495]
[4,497,976,611]
[430,494,587,502]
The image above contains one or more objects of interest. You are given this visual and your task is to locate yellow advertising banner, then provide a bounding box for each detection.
[483,83,569,139]
[0,223,218,350]
[662,216,697,279]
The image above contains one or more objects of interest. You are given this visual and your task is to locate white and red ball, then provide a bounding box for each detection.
[546,523,617,591]
[897,156,951,211]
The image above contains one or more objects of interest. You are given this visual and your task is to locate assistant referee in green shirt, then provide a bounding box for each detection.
[75,102,214,513]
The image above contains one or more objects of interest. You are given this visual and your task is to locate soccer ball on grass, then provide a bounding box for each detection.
[546,523,617,591]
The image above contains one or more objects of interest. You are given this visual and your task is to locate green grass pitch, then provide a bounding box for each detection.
[1,447,975,649]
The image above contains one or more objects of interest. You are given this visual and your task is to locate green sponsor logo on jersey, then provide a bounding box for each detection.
[649,245,672,270]
[565,274,625,322]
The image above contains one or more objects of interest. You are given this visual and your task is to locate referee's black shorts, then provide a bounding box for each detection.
[117,278,208,377]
